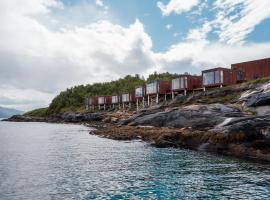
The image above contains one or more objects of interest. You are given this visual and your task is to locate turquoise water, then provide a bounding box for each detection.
[0,122,269,200]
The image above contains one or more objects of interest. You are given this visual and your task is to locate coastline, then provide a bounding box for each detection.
[4,107,270,163]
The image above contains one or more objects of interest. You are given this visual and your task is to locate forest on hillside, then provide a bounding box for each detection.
[26,72,179,116]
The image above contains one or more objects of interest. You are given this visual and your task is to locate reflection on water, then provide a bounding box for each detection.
[0,122,269,200]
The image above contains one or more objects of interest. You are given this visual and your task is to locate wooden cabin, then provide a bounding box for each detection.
[202,67,232,88]
[111,95,121,109]
[135,85,146,110]
[121,92,135,109]
[85,96,98,110]
[171,75,202,97]
[145,81,171,105]
[231,58,270,83]
[98,96,112,110]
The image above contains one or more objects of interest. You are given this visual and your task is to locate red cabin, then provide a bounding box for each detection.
[85,96,98,110]
[112,95,121,104]
[202,67,232,88]
[171,75,202,92]
[121,92,136,103]
[135,85,146,99]
[231,58,270,83]
[146,81,171,95]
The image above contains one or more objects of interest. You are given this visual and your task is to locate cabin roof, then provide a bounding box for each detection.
[232,57,270,66]
[202,67,230,73]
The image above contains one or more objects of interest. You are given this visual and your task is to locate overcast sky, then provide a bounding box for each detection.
[1,0,270,111]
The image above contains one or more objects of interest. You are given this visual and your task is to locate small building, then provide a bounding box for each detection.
[171,75,202,97]
[135,85,146,110]
[202,67,232,88]
[111,95,121,109]
[231,58,270,83]
[145,80,171,105]
[85,96,98,110]
[98,96,112,110]
[121,92,135,109]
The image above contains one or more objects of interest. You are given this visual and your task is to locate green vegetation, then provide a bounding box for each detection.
[30,72,178,116]
[24,108,49,117]
[25,73,270,117]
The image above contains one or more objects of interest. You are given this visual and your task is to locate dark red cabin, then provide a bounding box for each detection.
[88,96,98,106]
[146,81,171,95]
[202,67,232,87]
[111,95,121,104]
[231,58,270,83]
[135,85,146,99]
[171,75,202,91]
[121,92,136,103]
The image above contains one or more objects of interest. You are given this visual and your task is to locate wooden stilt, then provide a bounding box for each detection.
[136,98,139,111]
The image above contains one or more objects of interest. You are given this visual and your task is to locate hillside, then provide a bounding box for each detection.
[0,107,23,118]
[26,72,177,116]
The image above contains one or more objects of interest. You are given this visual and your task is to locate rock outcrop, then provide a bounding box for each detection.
[125,104,245,130]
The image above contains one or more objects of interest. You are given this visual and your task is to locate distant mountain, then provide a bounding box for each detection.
[0,107,24,118]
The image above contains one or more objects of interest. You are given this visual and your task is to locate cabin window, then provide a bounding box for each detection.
[203,70,223,85]
[122,94,130,102]
[112,96,118,104]
[220,70,224,83]
[135,87,143,97]
[146,82,157,94]
[203,71,215,85]
[215,71,221,83]
[98,97,105,104]
[172,78,180,90]
[180,77,185,89]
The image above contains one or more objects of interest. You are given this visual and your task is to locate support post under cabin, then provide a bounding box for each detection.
[184,90,187,96]
[103,104,105,111]
[148,95,150,106]
[172,92,174,99]
[136,98,139,111]
[142,97,145,108]
[156,94,159,104]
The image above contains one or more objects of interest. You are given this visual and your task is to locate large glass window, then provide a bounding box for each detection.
[122,94,130,102]
[146,82,157,94]
[172,78,180,90]
[112,96,118,104]
[98,97,105,104]
[215,71,220,83]
[203,70,224,85]
[203,71,215,85]
[135,87,143,97]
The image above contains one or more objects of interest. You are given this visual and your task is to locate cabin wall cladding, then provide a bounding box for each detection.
[231,58,270,83]
[202,68,232,87]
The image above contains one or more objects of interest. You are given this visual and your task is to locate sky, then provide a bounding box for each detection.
[0,0,270,111]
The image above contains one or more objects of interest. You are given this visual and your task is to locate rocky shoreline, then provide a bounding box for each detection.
[4,82,270,163]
